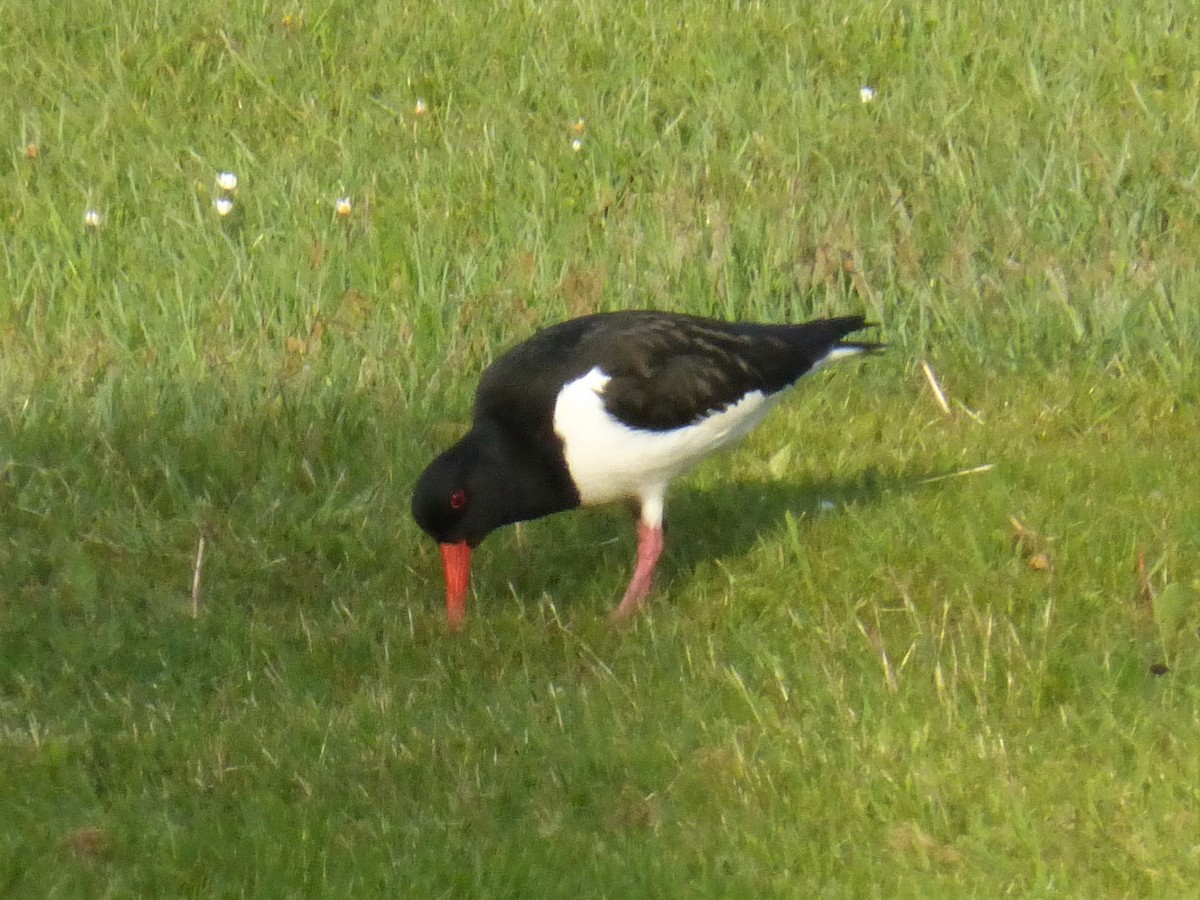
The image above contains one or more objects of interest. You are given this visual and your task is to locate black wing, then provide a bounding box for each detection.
[592,312,877,431]
[474,311,879,434]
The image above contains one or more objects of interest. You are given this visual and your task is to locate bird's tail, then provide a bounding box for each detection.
[809,315,885,369]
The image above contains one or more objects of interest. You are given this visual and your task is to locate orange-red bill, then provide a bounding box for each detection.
[440,541,472,630]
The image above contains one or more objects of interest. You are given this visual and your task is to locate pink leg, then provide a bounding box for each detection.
[612,521,664,622]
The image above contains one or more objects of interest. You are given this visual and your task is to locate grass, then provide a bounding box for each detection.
[2,0,1199,895]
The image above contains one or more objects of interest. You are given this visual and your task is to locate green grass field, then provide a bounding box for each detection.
[3,0,1199,895]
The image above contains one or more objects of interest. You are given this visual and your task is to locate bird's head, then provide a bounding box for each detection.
[413,422,580,630]
[411,431,514,545]
[411,428,517,630]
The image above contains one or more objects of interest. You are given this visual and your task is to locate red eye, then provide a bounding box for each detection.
[449,489,468,511]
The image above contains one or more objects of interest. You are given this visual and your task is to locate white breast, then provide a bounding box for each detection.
[552,367,782,524]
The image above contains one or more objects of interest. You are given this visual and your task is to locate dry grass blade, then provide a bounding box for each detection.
[921,360,952,416]
[191,534,206,618]
[918,464,995,485]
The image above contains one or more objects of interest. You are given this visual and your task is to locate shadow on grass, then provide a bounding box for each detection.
[669,466,907,568]
[471,465,928,616]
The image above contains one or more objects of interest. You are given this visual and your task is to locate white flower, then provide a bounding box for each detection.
[414,98,428,116]
[84,209,101,228]
[335,196,352,217]
[214,197,234,217]
[818,499,836,514]
[216,171,238,192]
[571,138,583,153]
[859,85,876,104]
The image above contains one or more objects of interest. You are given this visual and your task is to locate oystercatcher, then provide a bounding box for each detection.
[412,310,881,627]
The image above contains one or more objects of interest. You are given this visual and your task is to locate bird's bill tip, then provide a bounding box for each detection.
[439,541,472,629]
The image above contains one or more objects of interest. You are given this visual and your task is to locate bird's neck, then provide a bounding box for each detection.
[478,421,581,526]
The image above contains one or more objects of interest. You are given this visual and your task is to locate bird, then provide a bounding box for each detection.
[412,310,882,628]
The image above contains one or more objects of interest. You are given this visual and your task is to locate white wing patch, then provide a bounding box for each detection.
[553,367,781,524]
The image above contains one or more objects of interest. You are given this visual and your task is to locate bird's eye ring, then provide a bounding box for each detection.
[449,489,468,510]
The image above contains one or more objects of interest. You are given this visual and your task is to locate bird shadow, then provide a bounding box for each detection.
[484,464,927,612]
[666,465,907,571]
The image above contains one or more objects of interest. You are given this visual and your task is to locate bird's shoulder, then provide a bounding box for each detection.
[472,315,610,431]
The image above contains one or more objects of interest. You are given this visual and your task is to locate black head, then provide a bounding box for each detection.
[412,433,501,547]
[412,423,581,547]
